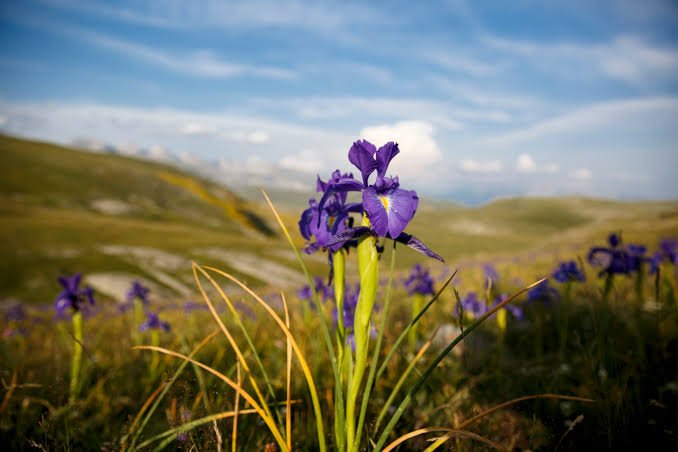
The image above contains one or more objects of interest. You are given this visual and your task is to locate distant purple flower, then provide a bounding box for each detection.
[55,273,96,315]
[626,244,648,273]
[404,264,435,296]
[5,304,26,322]
[127,280,150,305]
[140,312,170,332]
[588,233,632,276]
[493,295,523,320]
[483,264,499,285]
[552,260,586,283]
[459,292,487,317]
[526,280,561,305]
[316,140,443,261]
[658,238,678,264]
[183,300,207,313]
[298,277,334,304]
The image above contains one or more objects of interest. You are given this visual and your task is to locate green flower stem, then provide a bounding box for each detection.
[353,242,397,452]
[408,294,424,356]
[602,273,614,304]
[346,216,379,450]
[134,298,144,346]
[69,311,83,404]
[333,249,347,452]
[150,329,160,380]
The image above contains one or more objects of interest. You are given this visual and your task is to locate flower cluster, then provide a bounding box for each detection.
[552,260,586,283]
[588,233,674,277]
[526,279,561,305]
[55,273,95,315]
[458,291,523,320]
[299,140,443,262]
[140,312,171,332]
[404,264,435,296]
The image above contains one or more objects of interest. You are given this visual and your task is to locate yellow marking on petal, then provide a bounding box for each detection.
[380,195,390,212]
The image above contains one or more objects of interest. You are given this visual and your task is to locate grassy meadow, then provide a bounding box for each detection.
[2,134,678,450]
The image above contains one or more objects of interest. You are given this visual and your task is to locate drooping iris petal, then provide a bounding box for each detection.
[348,140,378,186]
[394,232,444,262]
[325,226,372,248]
[298,200,316,240]
[363,186,418,239]
[375,142,399,178]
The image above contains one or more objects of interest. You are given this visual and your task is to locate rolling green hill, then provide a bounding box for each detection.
[1,134,677,304]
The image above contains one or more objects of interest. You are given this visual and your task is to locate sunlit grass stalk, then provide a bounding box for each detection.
[202,265,327,452]
[261,189,342,450]
[346,215,379,449]
[68,311,83,404]
[125,331,220,450]
[374,278,547,450]
[193,264,282,430]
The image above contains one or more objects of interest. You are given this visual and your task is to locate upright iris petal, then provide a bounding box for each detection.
[375,142,399,179]
[348,140,378,187]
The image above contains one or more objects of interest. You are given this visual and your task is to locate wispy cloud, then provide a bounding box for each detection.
[459,159,503,174]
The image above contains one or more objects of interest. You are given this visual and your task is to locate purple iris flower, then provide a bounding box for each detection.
[588,233,632,276]
[140,312,170,332]
[404,264,435,296]
[318,140,443,261]
[55,273,96,315]
[458,292,487,317]
[526,280,561,305]
[127,280,150,305]
[552,260,586,283]
[483,264,499,284]
[658,238,678,264]
[298,276,334,305]
[493,295,523,320]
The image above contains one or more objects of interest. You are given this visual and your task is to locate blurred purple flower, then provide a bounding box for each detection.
[483,264,499,285]
[658,238,678,264]
[140,312,170,332]
[5,304,26,322]
[298,277,334,305]
[526,280,561,305]
[55,273,96,315]
[404,264,435,296]
[493,295,523,320]
[459,292,487,317]
[552,260,586,283]
[126,280,150,305]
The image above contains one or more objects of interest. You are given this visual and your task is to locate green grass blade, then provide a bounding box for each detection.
[374,278,546,450]
[375,270,458,384]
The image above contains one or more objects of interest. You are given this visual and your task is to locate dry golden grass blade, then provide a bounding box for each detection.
[0,371,18,414]
[457,394,595,430]
[201,265,327,452]
[132,345,287,451]
[383,427,508,452]
[232,362,240,452]
[192,263,275,424]
[282,291,293,451]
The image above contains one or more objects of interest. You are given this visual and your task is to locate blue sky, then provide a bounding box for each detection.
[1,0,677,203]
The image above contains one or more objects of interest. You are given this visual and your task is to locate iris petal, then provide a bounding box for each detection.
[348,140,378,186]
[385,187,418,238]
[362,187,390,237]
[376,142,399,178]
[395,232,444,262]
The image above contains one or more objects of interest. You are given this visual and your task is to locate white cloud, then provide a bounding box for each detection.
[246,131,270,144]
[116,142,139,155]
[569,168,592,180]
[147,144,170,160]
[279,149,324,173]
[180,122,214,136]
[359,121,443,179]
[516,153,536,172]
[543,163,559,173]
[459,159,503,173]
